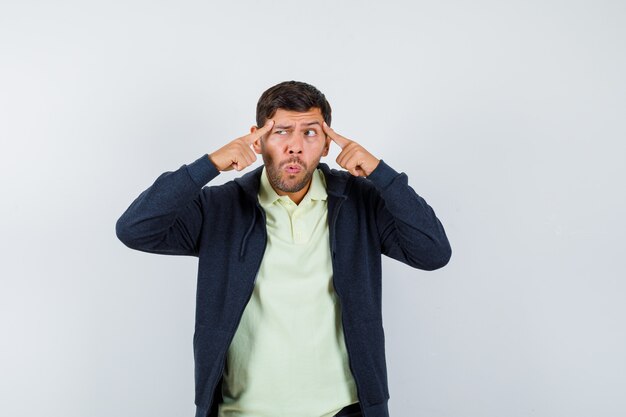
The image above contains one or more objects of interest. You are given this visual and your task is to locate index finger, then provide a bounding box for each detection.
[322,121,350,149]
[246,119,275,145]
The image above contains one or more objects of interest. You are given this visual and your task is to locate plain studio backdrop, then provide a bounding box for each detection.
[1,1,624,416]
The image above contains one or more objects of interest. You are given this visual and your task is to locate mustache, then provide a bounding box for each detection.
[279,157,306,169]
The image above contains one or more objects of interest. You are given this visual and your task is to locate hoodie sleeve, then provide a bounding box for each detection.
[366,160,452,271]
[115,154,220,257]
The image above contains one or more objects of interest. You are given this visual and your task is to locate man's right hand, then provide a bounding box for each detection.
[208,119,274,171]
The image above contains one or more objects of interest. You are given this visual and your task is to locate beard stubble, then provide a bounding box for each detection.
[263,153,316,194]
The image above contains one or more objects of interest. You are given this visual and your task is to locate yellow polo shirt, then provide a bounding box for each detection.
[218,167,358,417]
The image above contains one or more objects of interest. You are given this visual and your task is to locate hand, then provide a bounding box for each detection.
[209,120,274,171]
[322,121,380,177]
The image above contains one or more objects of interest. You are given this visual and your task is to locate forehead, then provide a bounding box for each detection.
[272,108,323,124]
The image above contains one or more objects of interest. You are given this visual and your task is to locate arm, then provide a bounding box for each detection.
[115,154,219,256]
[367,160,451,270]
[115,120,275,256]
[322,122,451,270]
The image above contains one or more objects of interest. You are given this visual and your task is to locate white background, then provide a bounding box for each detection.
[1,1,625,416]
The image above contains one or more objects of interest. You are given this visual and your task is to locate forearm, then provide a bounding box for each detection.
[115,154,219,256]
[368,160,452,270]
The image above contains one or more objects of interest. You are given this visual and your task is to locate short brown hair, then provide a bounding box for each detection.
[256,81,332,128]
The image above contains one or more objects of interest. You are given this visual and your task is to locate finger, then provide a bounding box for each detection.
[346,155,367,177]
[343,153,361,175]
[237,143,256,166]
[336,150,348,169]
[243,146,257,166]
[337,144,360,168]
[247,119,274,145]
[346,165,362,177]
[233,152,255,171]
[323,121,350,149]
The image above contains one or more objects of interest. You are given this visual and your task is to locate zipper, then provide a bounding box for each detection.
[205,191,364,410]
[328,197,364,406]
[206,204,267,411]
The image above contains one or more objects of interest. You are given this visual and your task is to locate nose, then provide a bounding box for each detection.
[286,133,303,154]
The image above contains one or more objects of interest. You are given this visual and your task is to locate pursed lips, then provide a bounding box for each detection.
[284,164,302,174]
[280,159,305,174]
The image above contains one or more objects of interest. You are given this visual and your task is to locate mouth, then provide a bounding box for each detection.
[279,158,306,175]
[284,164,302,174]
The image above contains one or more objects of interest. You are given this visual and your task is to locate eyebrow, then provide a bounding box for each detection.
[274,121,321,129]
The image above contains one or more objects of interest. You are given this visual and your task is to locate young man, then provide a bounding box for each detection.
[116,81,451,417]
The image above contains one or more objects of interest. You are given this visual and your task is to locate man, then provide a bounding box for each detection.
[116,81,451,417]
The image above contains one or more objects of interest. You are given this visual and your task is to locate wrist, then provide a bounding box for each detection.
[208,153,223,171]
[364,158,381,177]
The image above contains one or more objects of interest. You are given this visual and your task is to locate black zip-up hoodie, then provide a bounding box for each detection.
[116,154,451,417]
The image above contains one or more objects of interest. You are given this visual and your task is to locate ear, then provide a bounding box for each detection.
[250,125,262,154]
[321,134,331,157]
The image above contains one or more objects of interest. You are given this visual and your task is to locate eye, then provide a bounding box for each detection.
[304,129,317,137]
[274,130,287,135]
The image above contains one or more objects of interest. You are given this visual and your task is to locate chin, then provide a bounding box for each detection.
[278,177,308,193]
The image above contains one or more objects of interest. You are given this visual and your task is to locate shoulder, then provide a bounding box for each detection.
[201,180,240,196]
[319,163,381,205]
[202,165,263,199]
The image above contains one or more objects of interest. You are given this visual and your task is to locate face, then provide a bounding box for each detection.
[252,108,330,202]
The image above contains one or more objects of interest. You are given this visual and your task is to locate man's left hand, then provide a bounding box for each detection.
[323,121,380,177]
